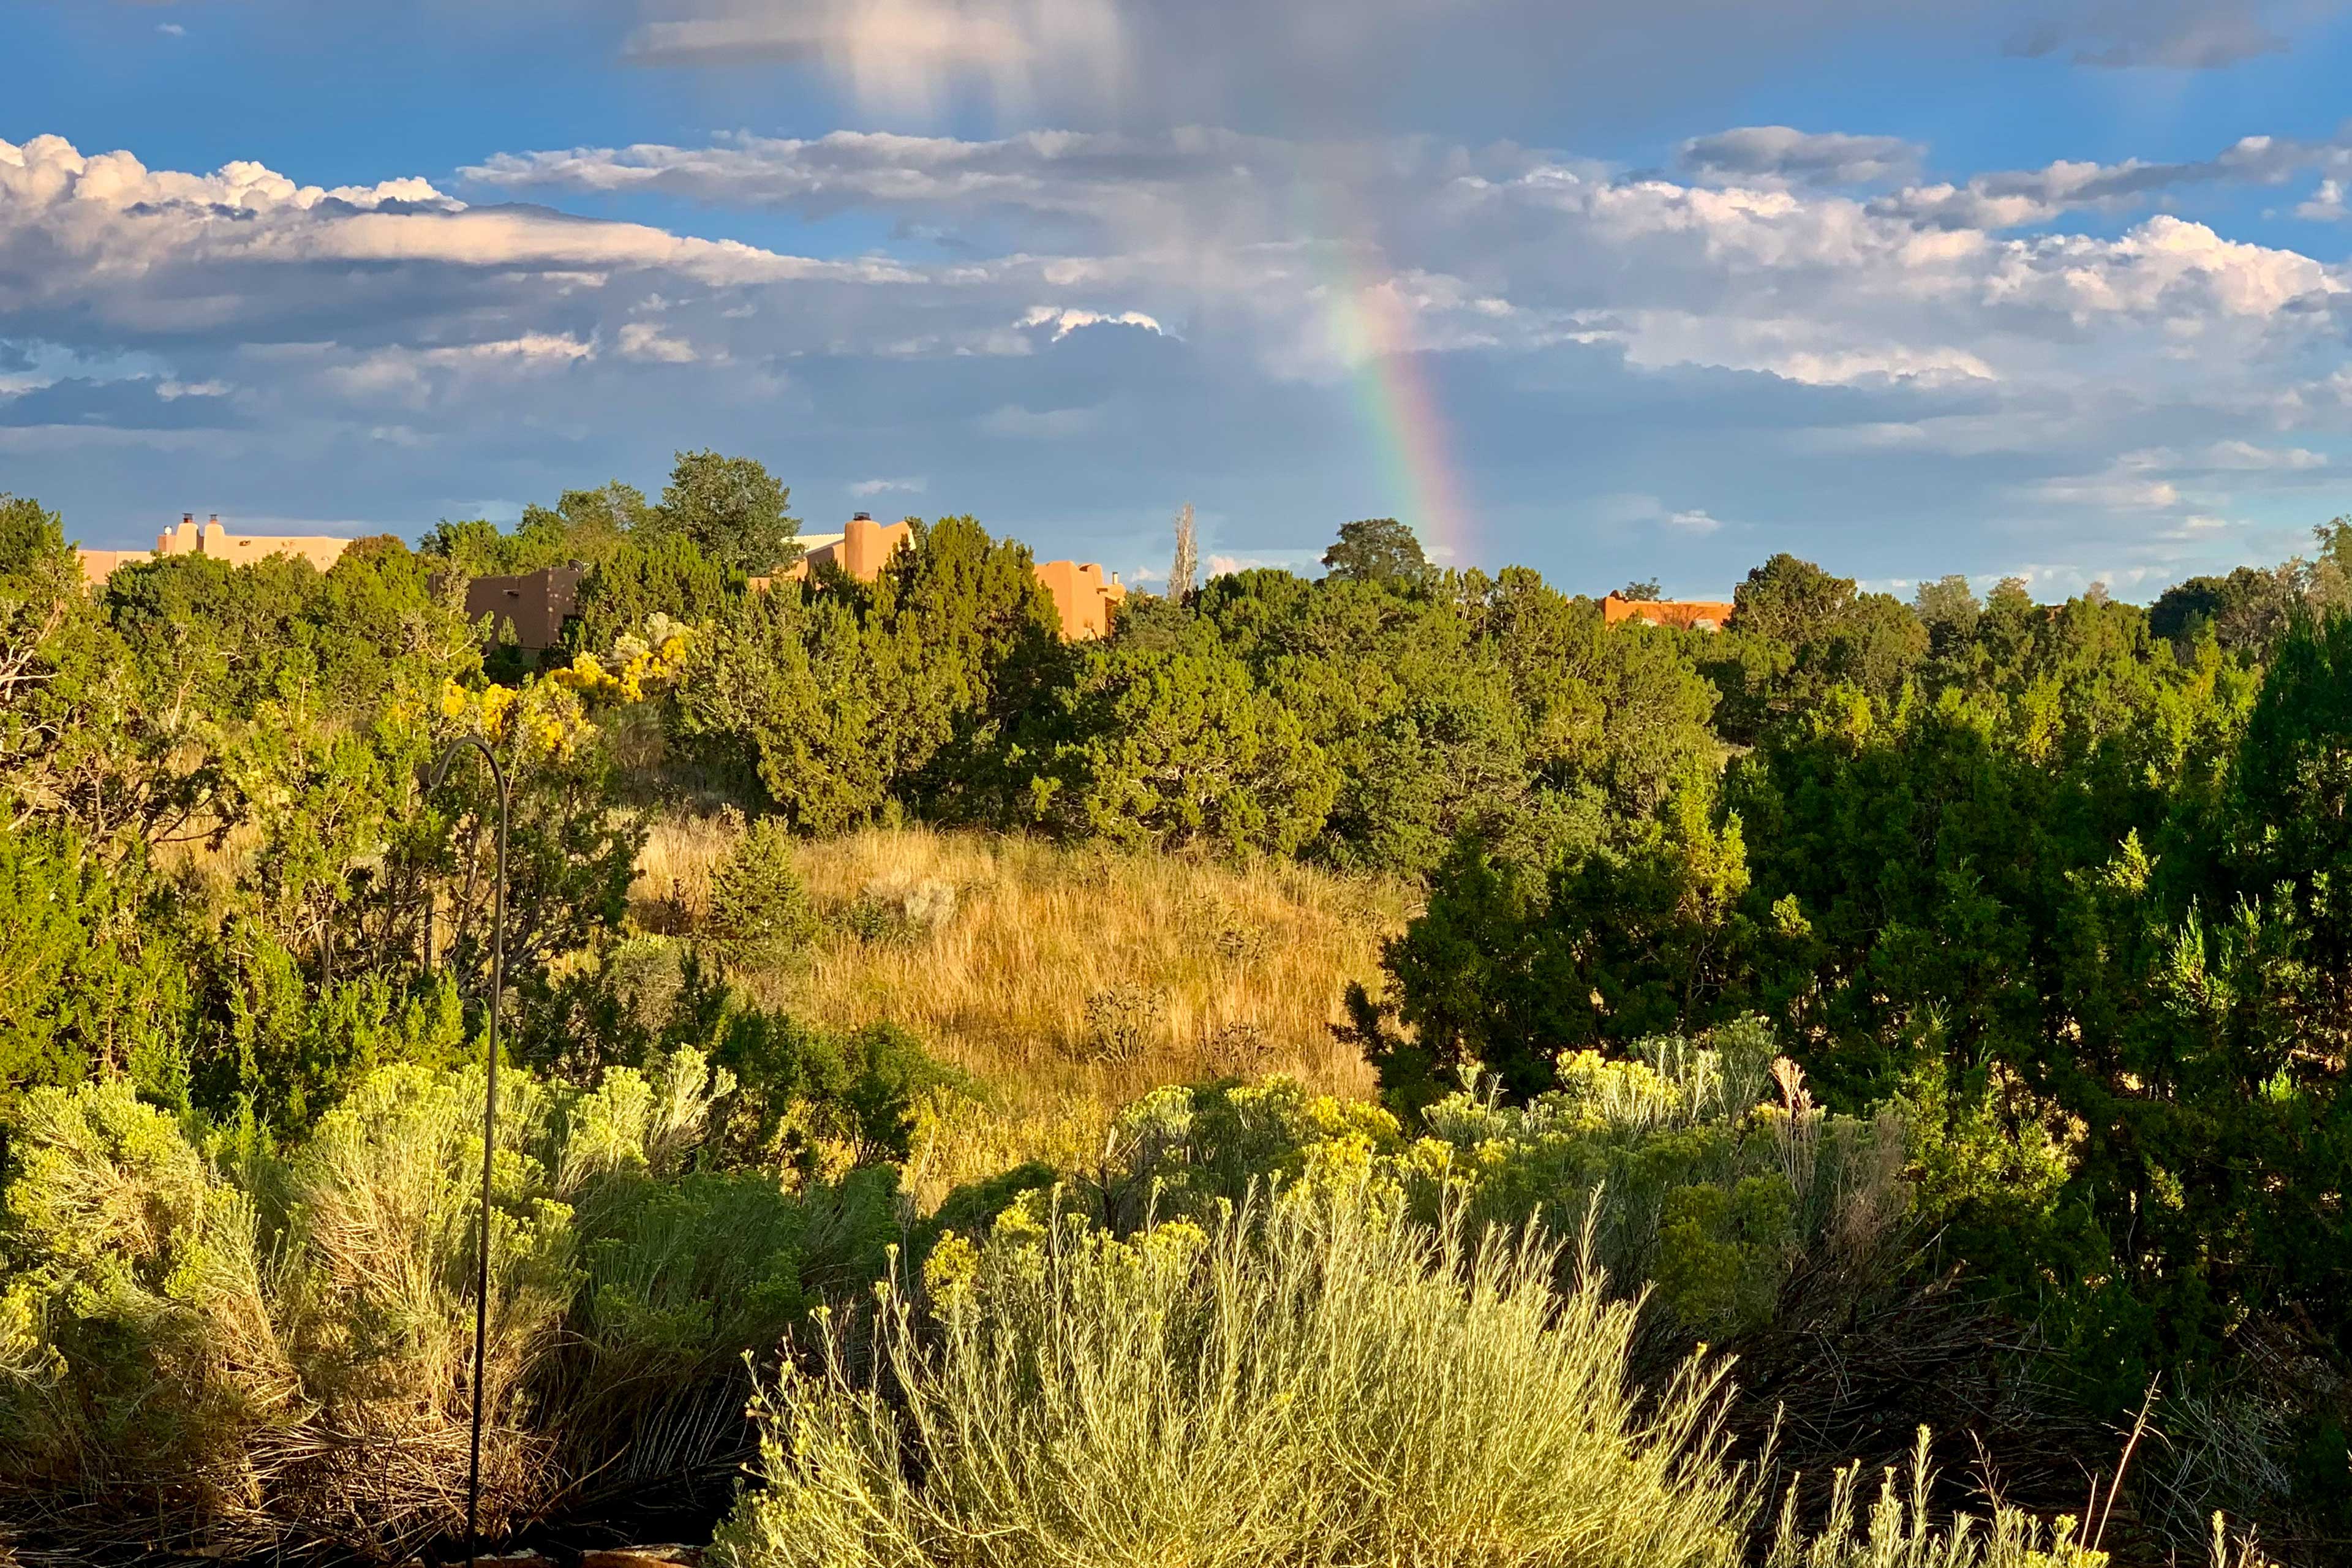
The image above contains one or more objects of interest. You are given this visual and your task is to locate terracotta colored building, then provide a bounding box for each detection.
[760,513,1127,640]
[785,514,914,581]
[1602,592,1735,632]
[465,565,586,650]
[78,513,355,586]
[1031,558,1126,639]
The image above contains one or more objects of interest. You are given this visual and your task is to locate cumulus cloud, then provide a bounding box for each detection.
[1873,131,2351,230]
[1019,306,1164,338]
[617,321,703,361]
[11,116,2352,590]
[2297,176,2350,219]
[850,475,927,496]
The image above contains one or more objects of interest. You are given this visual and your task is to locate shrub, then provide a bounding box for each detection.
[1105,1020,1907,1344]
[712,1169,2201,1568]
[705,818,820,967]
[0,1050,899,1556]
[712,1172,1754,1568]
[1077,981,1161,1065]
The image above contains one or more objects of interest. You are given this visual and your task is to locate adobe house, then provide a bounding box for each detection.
[78,513,355,586]
[464,565,587,650]
[1031,558,1126,640]
[1602,592,1735,632]
[786,513,914,581]
[762,513,1127,640]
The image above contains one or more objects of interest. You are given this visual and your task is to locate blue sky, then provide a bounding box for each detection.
[7,0,2352,600]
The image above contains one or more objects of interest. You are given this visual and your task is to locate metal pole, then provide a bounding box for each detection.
[424,736,509,1568]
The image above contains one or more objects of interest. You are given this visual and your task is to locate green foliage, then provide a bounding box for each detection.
[0,1050,901,1548]
[672,518,1067,831]
[1319,515,1433,589]
[1021,639,1338,855]
[705,817,821,966]
[571,532,741,650]
[715,1159,2136,1568]
[648,448,800,575]
[1110,1020,1904,1344]
[0,823,192,1107]
[715,1169,1754,1568]
[423,485,649,579]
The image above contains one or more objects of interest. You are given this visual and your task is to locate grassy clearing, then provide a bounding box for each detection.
[635,819,1411,1204]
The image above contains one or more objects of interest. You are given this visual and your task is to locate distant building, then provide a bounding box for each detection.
[1603,592,1735,632]
[1032,558,1126,640]
[756,513,1128,641]
[75,548,153,588]
[465,565,586,650]
[77,513,355,586]
[786,514,914,581]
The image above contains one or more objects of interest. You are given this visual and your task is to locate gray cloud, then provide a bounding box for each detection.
[1872,130,2352,230]
[603,0,2350,137]
[1678,127,1923,187]
[2002,0,2299,66]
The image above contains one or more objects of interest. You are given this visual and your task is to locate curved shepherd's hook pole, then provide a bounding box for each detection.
[421,736,508,1568]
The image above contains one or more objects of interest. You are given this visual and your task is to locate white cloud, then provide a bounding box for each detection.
[10,117,2352,589]
[850,475,927,496]
[155,379,228,399]
[1205,551,1318,576]
[156,22,186,37]
[2026,475,2183,509]
[617,321,703,362]
[1019,306,1165,339]
[2297,178,2349,221]
[1664,508,1725,533]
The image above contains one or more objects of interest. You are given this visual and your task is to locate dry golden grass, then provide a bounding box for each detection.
[633,819,1413,1204]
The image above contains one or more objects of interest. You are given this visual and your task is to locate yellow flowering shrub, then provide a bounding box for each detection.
[548,614,696,706]
[1098,1021,1909,1343]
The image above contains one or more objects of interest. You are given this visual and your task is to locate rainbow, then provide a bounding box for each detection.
[1312,228,1477,571]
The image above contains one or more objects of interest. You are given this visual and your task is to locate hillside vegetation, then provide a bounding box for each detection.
[2,465,2345,1562]
[635,820,1408,1200]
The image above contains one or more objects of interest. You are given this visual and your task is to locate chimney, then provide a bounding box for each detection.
[851,511,873,522]
[183,513,194,527]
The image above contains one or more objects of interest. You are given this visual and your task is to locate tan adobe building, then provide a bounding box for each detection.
[78,513,356,586]
[761,513,1127,640]
[785,514,915,582]
[75,548,154,587]
[1602,592,1735,632]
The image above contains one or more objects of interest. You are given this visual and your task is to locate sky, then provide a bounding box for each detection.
[7,1,2352,599]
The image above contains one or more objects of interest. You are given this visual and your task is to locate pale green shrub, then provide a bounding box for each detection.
[0,1049,897,1553]
[712,1169,2247,1568]
[713,1170,1754,1568]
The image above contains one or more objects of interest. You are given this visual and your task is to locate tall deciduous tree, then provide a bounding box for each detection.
[1167,503,1198,603]
[652,450,801,575]
[1320,518,1431,589]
